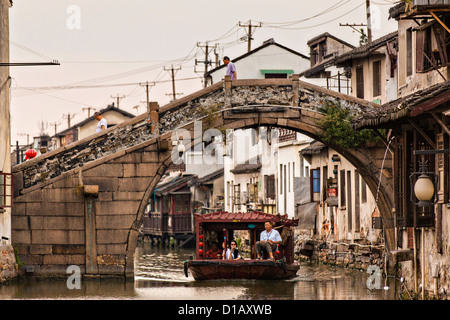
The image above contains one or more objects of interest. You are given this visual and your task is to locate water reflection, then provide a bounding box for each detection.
[0,244,396,300]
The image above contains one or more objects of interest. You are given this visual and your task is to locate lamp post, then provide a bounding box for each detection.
[409,158,438,300]
[409,160,438,207]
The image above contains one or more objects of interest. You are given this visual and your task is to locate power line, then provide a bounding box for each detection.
[257,1,365,30]
[12,76,202,96]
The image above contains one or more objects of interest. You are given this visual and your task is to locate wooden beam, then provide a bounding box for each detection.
[430,11,450,34]
[431,112,450,137]
[408,118,436,149]
[410,90,450,116]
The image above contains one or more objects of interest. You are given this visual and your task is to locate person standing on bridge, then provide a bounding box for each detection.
[223,56,237,80]
[94,111,107,133]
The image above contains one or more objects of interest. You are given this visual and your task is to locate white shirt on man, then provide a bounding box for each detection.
[96,118,107,133]
[260,228,282,242]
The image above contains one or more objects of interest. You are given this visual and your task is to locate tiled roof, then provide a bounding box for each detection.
[335,31,398,66]
[196,211,282,222]
[353,80,450,129]
[299,141,327,155]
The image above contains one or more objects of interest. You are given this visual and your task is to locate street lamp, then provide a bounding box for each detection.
[409,160,438,207]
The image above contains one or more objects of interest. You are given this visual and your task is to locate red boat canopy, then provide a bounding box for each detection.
[195,211,297,226]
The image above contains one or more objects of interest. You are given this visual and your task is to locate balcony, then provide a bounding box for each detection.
[412,0,450,5]
[143,212,192,236]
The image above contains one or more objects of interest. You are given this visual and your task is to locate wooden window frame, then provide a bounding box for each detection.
[372,60,381,97]
[356,65,364,99]
[0,172,12,209]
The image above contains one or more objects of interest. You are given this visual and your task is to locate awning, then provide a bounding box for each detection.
[260,69,294,75]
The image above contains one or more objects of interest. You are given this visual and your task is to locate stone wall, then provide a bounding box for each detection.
[0,244,17,283]
[295,238,386,272]
[11,138,170,278]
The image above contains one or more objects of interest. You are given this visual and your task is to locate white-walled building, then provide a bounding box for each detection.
[299,141,381,243]
[276,129,313,217]
[204,38,310,86]
[299,32,355,93]
[224,127,278,214]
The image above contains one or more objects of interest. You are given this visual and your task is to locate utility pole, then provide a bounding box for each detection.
[139,81,155,115]
[238,20,261,52]
[62,113,76,128]
[195,42,213,74]
[49,121,61,135]
[18,133,30,145]
[111,94,125,109]
[366,0,372,43]
[339,23,368,45]
[339,0,372,45]
[164,65,183,102]
[82,107,96,118]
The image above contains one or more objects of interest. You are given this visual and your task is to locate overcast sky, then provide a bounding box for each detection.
[8,0,398,146]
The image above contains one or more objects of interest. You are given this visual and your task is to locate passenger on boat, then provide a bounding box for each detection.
[224,240,242,260]
[205,242,222,259]
[256,221,282,260]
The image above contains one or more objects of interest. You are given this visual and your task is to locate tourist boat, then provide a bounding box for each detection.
[184,211,300,280]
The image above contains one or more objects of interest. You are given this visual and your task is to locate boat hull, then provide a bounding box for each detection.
[185,259,299,280]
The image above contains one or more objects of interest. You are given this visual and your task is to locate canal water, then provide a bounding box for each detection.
[0,244,397,300]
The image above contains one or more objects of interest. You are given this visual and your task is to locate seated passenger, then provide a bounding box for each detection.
[205,242,222,259]
[256,221,282,260]
[224,240,242,260]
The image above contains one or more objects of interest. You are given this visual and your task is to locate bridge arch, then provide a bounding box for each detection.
[12,78,394,277]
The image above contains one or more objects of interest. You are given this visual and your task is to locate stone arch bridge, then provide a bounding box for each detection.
[11,76,394,277]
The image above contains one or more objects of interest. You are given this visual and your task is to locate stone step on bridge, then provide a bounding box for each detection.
[11,75,394,278]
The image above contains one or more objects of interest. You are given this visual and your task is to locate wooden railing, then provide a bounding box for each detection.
[143,212,192,235]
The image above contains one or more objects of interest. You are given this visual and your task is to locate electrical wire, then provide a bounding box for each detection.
[257,0,352,27]
[260,2,366,30]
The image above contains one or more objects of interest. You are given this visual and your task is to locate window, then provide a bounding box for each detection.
[265,174,276,199]
[406,28,413,76]
[322,166,328,202]
[373,60,381,97]
[416,21,449,73]
[264,73,288,79]
[173,194,190,214]
[356,66,364,99]
[288,163,291,193]
[299,156,304,177]
[361,177,367,203]
[0,172,12,209]
[226,182,230,206]
[347,171,353,232]
[234,184,241,206]
[311,168,320,202]
[279,164,283,195]
[162,196,169,213]
[354,170,360,232]
[340,170,346,207]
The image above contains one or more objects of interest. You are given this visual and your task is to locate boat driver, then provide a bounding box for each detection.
[256,221,282,260]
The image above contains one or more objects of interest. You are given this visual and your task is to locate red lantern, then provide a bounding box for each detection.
[26,149,37,159]
[199,235,204,240]
[198,242,203,247]
[199,249,203,254]
[275,250,280,255]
